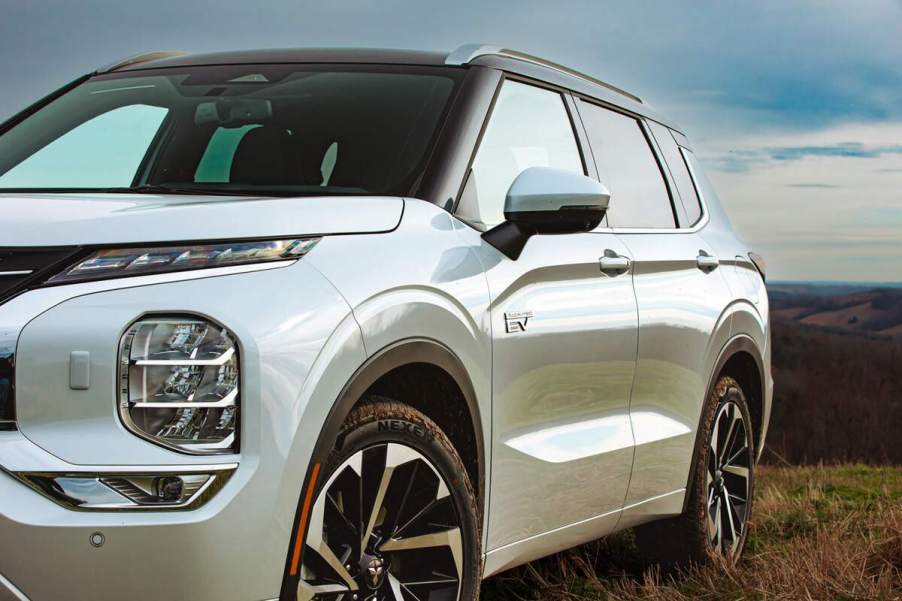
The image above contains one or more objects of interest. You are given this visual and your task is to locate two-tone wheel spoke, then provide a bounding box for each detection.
[706,399,752,559]
[298,442,463,600]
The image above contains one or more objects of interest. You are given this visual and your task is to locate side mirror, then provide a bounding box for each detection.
[483,166,611,259]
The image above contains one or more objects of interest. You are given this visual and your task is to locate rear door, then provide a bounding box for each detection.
[459,80,638,552]
[577,100,734,507]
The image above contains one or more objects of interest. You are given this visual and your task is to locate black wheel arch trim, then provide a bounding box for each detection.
[278,337,485,600]
[682,334,765,513]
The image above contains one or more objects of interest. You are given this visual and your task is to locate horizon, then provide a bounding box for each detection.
[770,280,902,287]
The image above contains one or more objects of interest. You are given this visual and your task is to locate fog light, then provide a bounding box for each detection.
[119,316,239,454]
[17,467,235,510]
[155,476,184,502]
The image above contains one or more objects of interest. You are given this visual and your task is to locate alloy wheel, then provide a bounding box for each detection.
[298,443,464,601]
[705,399,752,559]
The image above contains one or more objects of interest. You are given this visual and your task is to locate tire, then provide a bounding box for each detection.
[634,375,755,570]
[296,398,482,601]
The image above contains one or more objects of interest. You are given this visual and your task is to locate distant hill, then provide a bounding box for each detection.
[765,282,902,465]
[769,283,902,338]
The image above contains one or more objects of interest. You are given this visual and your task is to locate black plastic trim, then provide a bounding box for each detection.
[682,335,766,513]
[0,75,91,137]
[278,337,484,600]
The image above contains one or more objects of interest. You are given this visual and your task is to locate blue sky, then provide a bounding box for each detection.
[2,0,900,281]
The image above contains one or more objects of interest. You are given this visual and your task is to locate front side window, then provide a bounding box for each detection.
[459,80,583,229]
[0,65,462,197]
[578,100,675,228]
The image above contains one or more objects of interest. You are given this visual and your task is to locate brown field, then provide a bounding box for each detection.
[481,465,902,601]
[766,286,902,465]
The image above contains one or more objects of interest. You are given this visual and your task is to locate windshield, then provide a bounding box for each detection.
[0,64,462,197]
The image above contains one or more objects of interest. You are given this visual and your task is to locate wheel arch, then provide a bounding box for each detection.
[315,337,484,500]
[279,337,485,600]
[682,334,766,512]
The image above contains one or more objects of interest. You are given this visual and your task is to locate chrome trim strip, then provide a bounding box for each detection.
[134,346,235,366]
[132,387,238,409]
[7,463,237,511]
[0,271,33,277]
[0,572,30,601]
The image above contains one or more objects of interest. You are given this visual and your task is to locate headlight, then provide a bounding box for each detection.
[119,316,239,455]
[47,237,320,284]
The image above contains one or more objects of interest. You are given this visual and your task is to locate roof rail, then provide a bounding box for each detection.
[96,51,187,74]
[445,43,642,104]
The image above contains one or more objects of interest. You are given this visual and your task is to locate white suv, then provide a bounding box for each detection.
[0,45,772,601]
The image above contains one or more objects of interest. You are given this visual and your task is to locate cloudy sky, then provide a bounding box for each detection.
[2,0,900,282]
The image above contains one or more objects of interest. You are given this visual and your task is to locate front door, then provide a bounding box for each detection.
[456,79,638,551]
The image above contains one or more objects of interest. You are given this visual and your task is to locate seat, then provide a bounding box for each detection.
[229,126,303,186]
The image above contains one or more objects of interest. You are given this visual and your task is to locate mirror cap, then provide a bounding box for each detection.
[504,166,610,216]
[483,167,612,260]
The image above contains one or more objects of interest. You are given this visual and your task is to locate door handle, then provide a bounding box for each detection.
[696,251,719,272]
[599,251,631,275]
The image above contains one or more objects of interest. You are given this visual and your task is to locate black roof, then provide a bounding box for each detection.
[105,48,450,72]
[99,46,676,130]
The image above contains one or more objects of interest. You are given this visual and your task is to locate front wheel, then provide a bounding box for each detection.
[297,399,481,601]
[635,375,755,569]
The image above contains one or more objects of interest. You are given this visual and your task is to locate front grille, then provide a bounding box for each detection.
[0,247,81,304]
[0,247,81,429]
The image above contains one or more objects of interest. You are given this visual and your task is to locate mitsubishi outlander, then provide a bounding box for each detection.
[0,45,772,601]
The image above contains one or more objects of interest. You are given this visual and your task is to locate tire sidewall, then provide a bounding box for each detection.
[694,378,756,563]
[325,401,482,601]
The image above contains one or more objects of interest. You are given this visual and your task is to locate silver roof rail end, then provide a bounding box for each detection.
[96,51,187,74]
[445,43,642,104]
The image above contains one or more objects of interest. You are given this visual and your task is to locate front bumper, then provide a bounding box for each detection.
[0,440,276,601]
[0,260,365,600]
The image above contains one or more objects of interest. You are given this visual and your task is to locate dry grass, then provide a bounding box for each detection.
[481,465,902,601]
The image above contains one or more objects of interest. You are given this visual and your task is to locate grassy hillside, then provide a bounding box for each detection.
[481,465,902,600]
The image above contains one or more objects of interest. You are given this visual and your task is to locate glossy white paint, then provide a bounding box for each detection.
[1,248,369,600]
[477,230,637,550]
[0,56,774,601]
[616,231,735,506]
[0,193,403,245]
[0,183,772,599]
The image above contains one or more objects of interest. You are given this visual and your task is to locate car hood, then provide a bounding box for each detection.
[0,193,404,246]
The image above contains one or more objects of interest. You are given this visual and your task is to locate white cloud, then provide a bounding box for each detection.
[701,122,902,282]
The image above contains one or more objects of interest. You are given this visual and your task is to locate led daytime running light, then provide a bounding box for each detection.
[48,237,319,284]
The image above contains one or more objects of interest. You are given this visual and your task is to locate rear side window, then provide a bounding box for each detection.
[577,100,675,228]
[460,80,583,229]
[648,121,703,226]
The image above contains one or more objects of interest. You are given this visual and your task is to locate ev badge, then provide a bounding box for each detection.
[504,311,533,334]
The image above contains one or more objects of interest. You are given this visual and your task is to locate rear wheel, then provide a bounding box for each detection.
[635,375,755,569]
[297,399,481,601]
